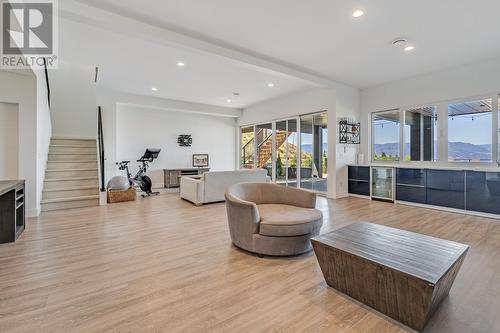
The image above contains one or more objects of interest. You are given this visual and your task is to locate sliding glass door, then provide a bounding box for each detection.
[287,119,298,187]
[256,123,273,177]
[240,126,255,169]
[240,111,327,193]
[275,121,287,184]
[300,112,328,193]
[275,119,299,187]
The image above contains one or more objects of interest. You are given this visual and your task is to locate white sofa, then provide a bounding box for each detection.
[180,169,268,205]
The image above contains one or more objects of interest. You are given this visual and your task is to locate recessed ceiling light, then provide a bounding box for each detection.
[151,87,158,92]
[267,82,275,87]
[352,9,364,18]
[177,61,185,67]
[226,99,232,103]
[404,45,415,52]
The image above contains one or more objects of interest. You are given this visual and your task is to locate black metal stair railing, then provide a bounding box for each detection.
[43,58,50,107]
[97,106,105,192]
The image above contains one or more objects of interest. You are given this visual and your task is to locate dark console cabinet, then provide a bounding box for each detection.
[0,180,25,244]
[466,171,500,215]
[426,170,465,210]
[348,166,370,196]
[350,166,500,217]
[396,168,426,204]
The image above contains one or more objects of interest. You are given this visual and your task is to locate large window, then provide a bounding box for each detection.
[404,106,438,161]
[448,99,492,162]
[372,110,400,161]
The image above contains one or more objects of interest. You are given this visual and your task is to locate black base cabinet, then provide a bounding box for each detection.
[426,169,465,210]
[348,180,370,196]
[396,186,427,204]
[351,165,500,217]
[396,168,426,204]
[466,171,500,215]
[0,180,25,244]
[348,166,370,196]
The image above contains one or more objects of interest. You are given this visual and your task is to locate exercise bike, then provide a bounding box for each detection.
[116,148,161,197]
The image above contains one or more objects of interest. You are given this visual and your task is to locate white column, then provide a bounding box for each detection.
[437,102,448,163]
[492,95,499,164]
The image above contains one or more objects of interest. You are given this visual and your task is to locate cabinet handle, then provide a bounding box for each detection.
[396,183,425,188]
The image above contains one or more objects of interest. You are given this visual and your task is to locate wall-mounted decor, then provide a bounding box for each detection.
[339,118,360,144]
[193,154,209,168]
[177,135,192,147]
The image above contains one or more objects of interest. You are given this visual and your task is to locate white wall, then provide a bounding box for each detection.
[0,103,19,179]
[115,105,236,188]
[49,62,97,139]
[360,57,500,160]
[35,69,52,214]
[97,90,241,189]
[0,70,38,216]
[239,86,360,198]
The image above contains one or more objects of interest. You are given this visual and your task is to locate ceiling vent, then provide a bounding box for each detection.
[392,38,407,46]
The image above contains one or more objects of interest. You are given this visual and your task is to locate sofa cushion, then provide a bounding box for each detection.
[257,204,323,237]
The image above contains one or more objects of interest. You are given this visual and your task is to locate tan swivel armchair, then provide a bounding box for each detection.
[225,183,323,256]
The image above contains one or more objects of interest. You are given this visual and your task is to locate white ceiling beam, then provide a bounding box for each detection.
[98,89,242,118]
[60,0,346,89]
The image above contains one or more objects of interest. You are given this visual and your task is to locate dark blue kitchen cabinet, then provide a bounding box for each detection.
[426,169,465,210]
[348,166,370,182]
[348,180,370,196]
[396,185,427,204]
[466,171,500,215]
[396,168,426,204]
[348,166,370,196]
[396,168,426,186]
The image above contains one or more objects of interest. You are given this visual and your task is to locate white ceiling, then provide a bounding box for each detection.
[75,0,500,89]
[59,18,315,108]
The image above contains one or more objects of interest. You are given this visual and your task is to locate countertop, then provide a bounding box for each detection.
[349,164,500,173]
[0,180,24,197]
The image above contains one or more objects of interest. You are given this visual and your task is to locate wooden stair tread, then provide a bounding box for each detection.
[41,195,99,204]
[46,168,98,172]
[50,144,96,148]
[48,160,98,163]
[51,138,96,141]
[48,152,97,155]
[44,177,98,182]
[43,186,98,192]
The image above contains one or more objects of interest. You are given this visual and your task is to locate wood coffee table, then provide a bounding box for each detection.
[311,222,469,331]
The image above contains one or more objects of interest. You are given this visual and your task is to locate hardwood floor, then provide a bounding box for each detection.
[1,192,499,333]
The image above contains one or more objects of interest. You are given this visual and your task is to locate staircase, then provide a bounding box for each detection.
[41,138,100,212]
